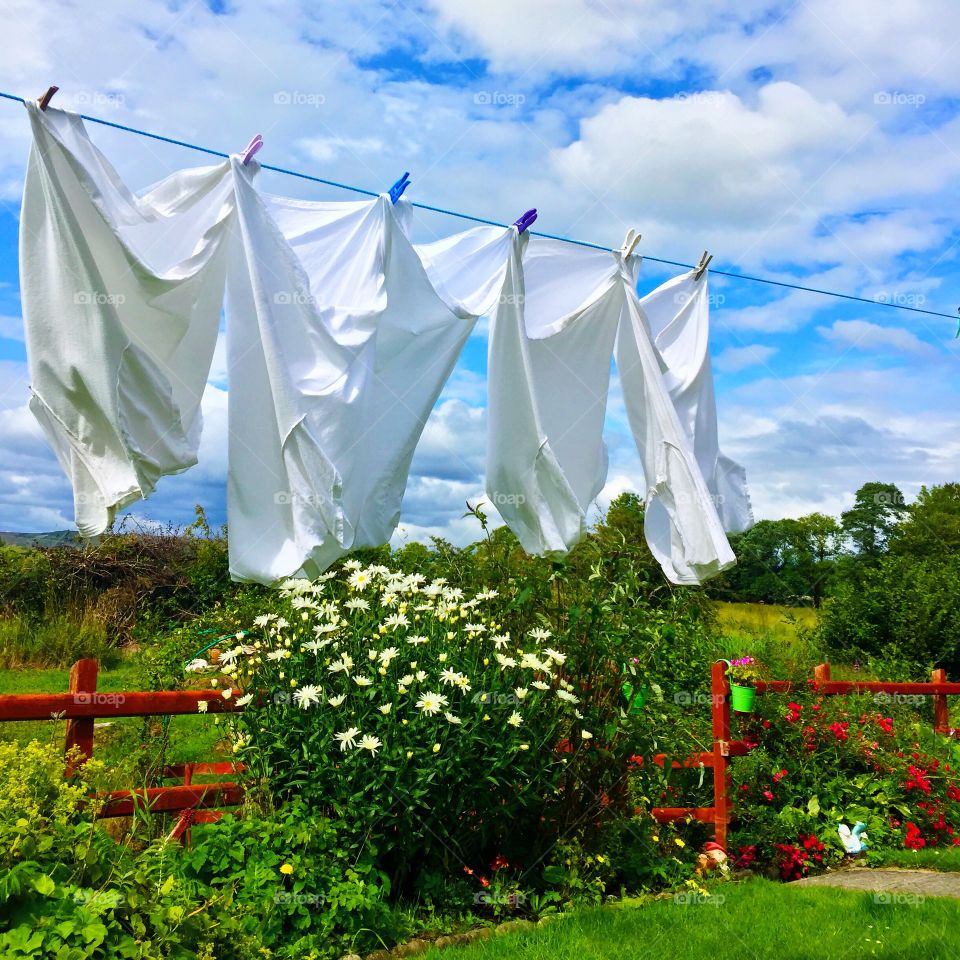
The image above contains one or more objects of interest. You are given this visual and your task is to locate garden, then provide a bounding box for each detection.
[1,485,960,959]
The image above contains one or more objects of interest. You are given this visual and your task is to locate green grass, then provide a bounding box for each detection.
[876,848,960,872]
[0,659,227,778]
[0,610,121,669]
[425,879,960,960]
[713,601,824,676]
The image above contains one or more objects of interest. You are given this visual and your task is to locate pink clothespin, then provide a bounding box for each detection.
[240,135,263,165]
[38,86,59,111]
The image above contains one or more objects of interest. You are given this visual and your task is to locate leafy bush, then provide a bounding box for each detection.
[218,566,587,889]
[728,688,960,877]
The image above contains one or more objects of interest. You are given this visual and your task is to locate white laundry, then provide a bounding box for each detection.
[638,270,753,534]
[483,234,735,583]
[484,236,621,554]
[616,258,736,583]
[226,161,517,583]
[19,101,235,536]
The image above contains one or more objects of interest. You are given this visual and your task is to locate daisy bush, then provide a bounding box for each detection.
[210,562,589,885]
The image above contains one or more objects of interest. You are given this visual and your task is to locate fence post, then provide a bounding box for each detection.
[814,662,831,685]
[65,659,98,776]
[932,668,949,732]
[711,661,731,851]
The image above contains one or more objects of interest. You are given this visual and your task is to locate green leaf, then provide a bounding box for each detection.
[32,874,56,896]
[807,796,821,816]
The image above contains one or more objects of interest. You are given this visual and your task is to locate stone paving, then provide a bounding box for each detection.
[793,867,960,899]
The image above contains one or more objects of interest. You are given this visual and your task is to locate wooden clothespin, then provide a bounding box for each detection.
[694,250,713,281]
[620,228,642,258]
[38,86,59,111]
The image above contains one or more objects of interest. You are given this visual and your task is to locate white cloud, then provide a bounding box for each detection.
[714,343,778,373]
[816,319,938,357]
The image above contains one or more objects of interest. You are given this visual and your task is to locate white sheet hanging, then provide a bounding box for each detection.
[616,257,736,584]
[19,101,235,536]
[638,270,753,534]
[484,236,621,554]
[226,161,517,583]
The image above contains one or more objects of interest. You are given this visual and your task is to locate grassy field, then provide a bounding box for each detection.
[877,848,960,872]
[712,601,823,676]
[425,879,960,960]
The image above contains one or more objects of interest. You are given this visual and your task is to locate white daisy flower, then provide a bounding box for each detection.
[415,670,428,682]
[185,659,209,673]
[544,647,567,664]
[353,675,373,687]
[581,729,593,740]
[415,691,448,715]
[253,614,277,628]
[556,689,579,704]
[520,653,546,671]
[197,700,209,713]
[492,635,511,649]
[531,680,550,691]
[235,693,254,707]
[528,627,552,642]
[266,649,287,662]
[328,694,346,707]
[379,646,400,665]
[345,597,370,611]
[495,654,517,669]
[444,712,462,725]
[508,711,523,727]
[335,727,361,751]
[514,687,529,700]
[383,612,409,630]
[398,674,414,686]
[464,622,486,635]
[293,684,322,709]
[439,668,461,687]
[359,734,382,756]
[454,675,471,692]
[348,570,371,590]
[379,703,393,714]
[476,589,498,601]
[343,559,363,570]
[407,635,428,646]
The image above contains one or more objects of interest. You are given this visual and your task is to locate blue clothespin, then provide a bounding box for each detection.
[389,172,411,204]
[513,208,537,234]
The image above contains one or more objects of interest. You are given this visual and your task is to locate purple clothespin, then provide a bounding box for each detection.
[513,208,537,234]
[389,172,411,204]
[240,135,264,166]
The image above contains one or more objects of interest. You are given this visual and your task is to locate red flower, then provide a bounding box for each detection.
[763,789,774,802]
[773,769,788,783]
[491,854,509,872]
[904,822,926,850]
[878,716,893,735]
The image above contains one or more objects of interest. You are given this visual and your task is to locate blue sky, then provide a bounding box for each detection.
[0,0,958,542]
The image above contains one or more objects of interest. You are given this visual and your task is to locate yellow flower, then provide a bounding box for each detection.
[406,751,413,759]
[432,743,441,753]
[280,863,293,875]
[596,855,607,864]
[290,679,297,687]
[483,658,489,666]
[483,714,490,721]
[651,835,660,842]
[674,838,685,848]
[519,744,529,750]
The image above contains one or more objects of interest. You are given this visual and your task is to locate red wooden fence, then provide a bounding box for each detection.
[2,658,957,850]
[0,658,245,836]
[649,662,960,850]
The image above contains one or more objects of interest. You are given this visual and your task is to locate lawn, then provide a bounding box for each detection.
[876,848,960,872]
[713,600,823,676]
[425,879,960,960]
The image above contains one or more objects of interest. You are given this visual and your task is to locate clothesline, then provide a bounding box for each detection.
[1,89,956,324]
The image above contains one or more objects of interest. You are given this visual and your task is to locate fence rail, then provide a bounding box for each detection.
[1,658,956,850]
[649,662,958,849]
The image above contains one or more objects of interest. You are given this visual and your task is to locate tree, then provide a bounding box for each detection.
[840,482,907,558]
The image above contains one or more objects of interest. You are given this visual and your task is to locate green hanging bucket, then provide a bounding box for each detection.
[622,680,648,713]
[730,683,756,714]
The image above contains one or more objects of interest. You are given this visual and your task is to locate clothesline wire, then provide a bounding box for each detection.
[1,90,956,323]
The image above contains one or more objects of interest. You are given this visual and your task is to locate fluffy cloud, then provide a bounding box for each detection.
[714,344,778,373]
[816,319,938,356]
